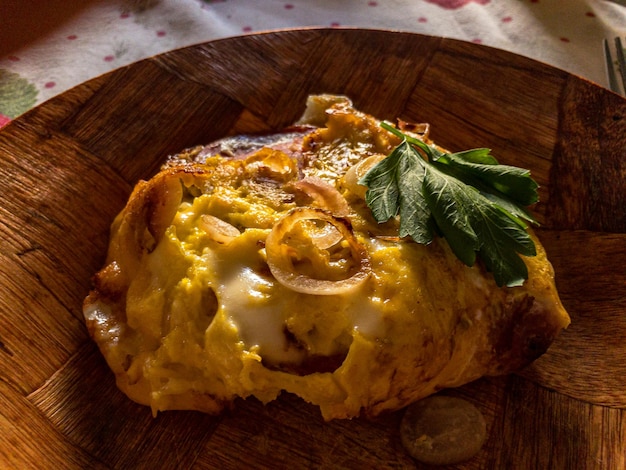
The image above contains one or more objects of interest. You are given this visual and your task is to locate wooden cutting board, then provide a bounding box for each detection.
[1,29,625,469]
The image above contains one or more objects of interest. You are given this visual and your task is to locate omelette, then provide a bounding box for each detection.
[83,95,570,420]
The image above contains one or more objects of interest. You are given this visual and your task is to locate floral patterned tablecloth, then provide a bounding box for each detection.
[1,0,626,128]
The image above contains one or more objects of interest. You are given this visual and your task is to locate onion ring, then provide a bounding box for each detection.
[342,154,386,200]
[199,214,241,244]
[265,208,370,295]
[303,220,344,250]
[289,176,351,216]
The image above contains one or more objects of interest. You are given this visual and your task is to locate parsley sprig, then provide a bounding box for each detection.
[359,122,539,287]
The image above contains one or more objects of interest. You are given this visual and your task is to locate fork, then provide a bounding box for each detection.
[604,37,626,96]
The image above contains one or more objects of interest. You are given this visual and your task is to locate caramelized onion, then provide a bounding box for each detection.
[341,154,386,199]
[244,148,297,180]
[199,214,241,244]
[303,220,344,250]
[142,174,184,250]
[265,208,370,295]
[397,119,430,139]
[290,176,351,216]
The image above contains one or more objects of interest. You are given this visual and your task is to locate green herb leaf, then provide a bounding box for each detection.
[360,141,434,244]
[359,124,540,287]
[437,152,539,206]
[423,165,480,266]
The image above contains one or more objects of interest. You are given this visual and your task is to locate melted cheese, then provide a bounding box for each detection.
[85,95,570,420]
[173,197,388,367]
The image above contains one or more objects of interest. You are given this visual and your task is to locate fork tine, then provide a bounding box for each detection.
[604,39,621,94]
[614,37,626,95]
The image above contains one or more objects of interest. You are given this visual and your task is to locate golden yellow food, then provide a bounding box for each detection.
[83,95,570,420]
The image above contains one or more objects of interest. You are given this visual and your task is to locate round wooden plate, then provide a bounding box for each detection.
[1,28,625,469]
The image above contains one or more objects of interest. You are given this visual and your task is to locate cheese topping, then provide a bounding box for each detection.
[84,95,570,420]
[169,193,387,368]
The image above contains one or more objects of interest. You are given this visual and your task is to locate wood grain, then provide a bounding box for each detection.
[1,29,625,469]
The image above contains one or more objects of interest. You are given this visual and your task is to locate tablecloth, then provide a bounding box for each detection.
[1,0,626,128]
